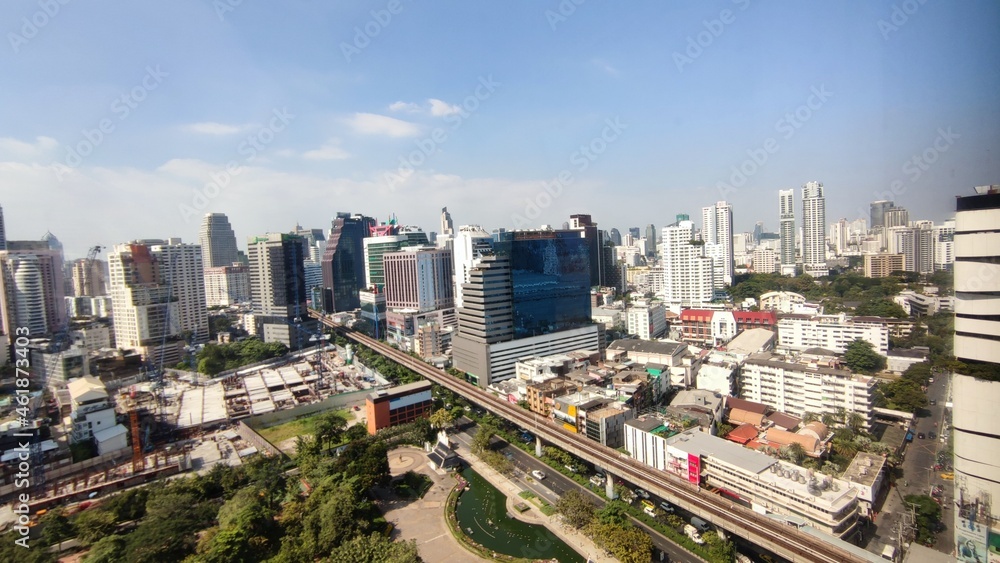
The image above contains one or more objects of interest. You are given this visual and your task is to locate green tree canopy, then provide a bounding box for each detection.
[844,339,887,374]
[555,489,597,529]
[855,298,909,319]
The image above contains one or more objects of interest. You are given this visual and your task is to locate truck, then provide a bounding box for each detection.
[880,545,896,561]
[683,524,705,544]
[690,516,710,533]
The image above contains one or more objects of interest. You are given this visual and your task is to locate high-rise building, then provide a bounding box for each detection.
[384,246,454,312]
[440,207,454,237]
[890,224,934,274]
[71,258,108,297]
[608,228,622,246]
[752,247,777,274]
[701,201,734,287]
[1,255,48,334]
[644,224,657,256]
[628,227,641,239]
[151,240,209,344]
[779,189,796,274]
[659,220,714,306]
[831,218,849,256]
[883,207,909,229]
[570,214,609,287]
[0,204,6,251]
[203,265,251,307]
[452,230,598,386]
[951,185,1000,557]
[198,213,240,268]
[452,225,493,310]
[753,221,764,244]
[247,233,309,349]
[320,212,374,313]
[863,254,905,278]
[869,200,894,229]
[0,241,67,336]
[363,234,408,291]
[108,241,190,365]
[801,181,828,277]
[933,220,955,271]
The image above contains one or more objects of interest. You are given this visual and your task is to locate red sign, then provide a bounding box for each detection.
[688,453,701,485]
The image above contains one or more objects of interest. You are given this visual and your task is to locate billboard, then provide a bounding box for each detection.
[988,525,1000,563]
[956,515,989,563]
[688,453,701,485]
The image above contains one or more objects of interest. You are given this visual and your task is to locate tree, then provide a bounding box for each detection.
[844,339,887,374]
[847,412,867,433]
[596,500,631,526]
[585,521,652,563]
[39,508,74,551]
[428,408,454,430]
[781,442,807,465]
[73,509,118,546]
[555,489,597,529]
[880,378,928,413]
[855,298,908,319]
[612,485,635,505]
[470,425,495,454]
[325,533,421,563]
[904,494,942,544]
[314,411,348,449]
[82,535,127,563]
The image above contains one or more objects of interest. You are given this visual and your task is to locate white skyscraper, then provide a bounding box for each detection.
[801,181,828,277]
[933,219,955,271]
[779,189,796,275]
[701,201,734,287]
[199,213,240,268]
[451,225,493,309]
[3,255,48,334]
[109,241,182,365]
[659,220,714,306]
[151,240,209,344]
[440,207,454,237]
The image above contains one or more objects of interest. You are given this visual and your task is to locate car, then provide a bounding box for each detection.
[353,405,360,411]
[659,501,675,513]
[918,433,926,439]
[929,431,937,439]
[564,465,577,473]
[930,399,937,406]
[589,475,605,486]
[929,377,934,384]
[635,488,651,499]
[531,470,546,480]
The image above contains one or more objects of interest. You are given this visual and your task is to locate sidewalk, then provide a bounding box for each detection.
[458,447,619,563]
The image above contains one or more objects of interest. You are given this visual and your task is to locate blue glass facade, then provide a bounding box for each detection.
[494,230,592,339]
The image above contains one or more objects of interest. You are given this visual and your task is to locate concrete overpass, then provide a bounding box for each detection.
[312,311,876,563]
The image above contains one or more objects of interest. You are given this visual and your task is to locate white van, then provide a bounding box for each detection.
[881,545,896,561]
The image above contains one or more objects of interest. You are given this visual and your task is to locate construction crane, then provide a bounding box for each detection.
[82,245,103,296]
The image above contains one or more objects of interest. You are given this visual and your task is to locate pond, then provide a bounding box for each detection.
[453,467,586,562]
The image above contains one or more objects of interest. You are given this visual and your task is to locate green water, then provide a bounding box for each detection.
[454,467,586,562]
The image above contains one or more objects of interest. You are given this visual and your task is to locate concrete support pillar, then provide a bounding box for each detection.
[606,472,616,499]
[535,435,543,457]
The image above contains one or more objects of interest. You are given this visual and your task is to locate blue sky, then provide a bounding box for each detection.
[1,0,998,258]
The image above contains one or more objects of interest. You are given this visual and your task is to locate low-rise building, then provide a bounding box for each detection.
[863,254,905,278]
[893,289,953,317]
[839,451,887,517]
[665,389,724,432]
[591,306,622,329]
[365,380,433,434]
[741,352,876,427]
[67,375,116,443]
[551,390,632,447]
[886,348,929,375]
[525,377,578,417]
[626,300,667,340]
[777,313,890,355]
[759,291,806,314]
[695,355,738,396]
[623,425,861,538]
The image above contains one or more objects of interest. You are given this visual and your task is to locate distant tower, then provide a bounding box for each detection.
[7,255,48,334]
[0,204,6,250]
[440,207,454,237]
[609,228,622,246]
[870,200,894,229]
[247,233,309,349]
[801,181,828,277]
[701,201,734,286]
[199,213,239,268]
[779,189,796,274]
[644,224,657,257]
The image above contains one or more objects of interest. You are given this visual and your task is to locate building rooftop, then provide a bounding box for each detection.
[607,339,684,356]
[886,348,929,359]
[723,328,776,355]
[67,375,108,404]
[626,416,668,434]
[725,423,759,444]
[666,429,777,474]
[766,412,801,431]
[840,452,887,488]
[725,396,768,415]
[669,389,722,413]
[367,379,432,401]
[745,353,870,381]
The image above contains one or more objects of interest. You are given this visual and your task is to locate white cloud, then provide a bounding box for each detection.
[0,136,59,161]
[428,99,462,117]
[592,58,619,76]
[388,101,421,113]
[182,122,253,135]
[347,113,421,137]
[302,139,351,161]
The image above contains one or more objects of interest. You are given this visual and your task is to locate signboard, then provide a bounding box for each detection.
[687,453,701,485]
[957,515,989,563]
[988,525,1000,563]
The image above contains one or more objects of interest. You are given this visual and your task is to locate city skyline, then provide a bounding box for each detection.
[1,1,998,258]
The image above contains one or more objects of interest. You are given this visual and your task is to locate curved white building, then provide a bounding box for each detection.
[9,255,48,334]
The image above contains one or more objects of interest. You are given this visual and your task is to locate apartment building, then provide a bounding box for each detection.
[777,313,889,355]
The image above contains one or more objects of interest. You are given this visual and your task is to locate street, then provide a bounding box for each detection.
[872,370,953,556]
[451,420,703,563]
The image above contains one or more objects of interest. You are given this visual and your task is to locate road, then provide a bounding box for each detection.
[316,314,873,563]
[871,370,953,556]
[452,419,702,563]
